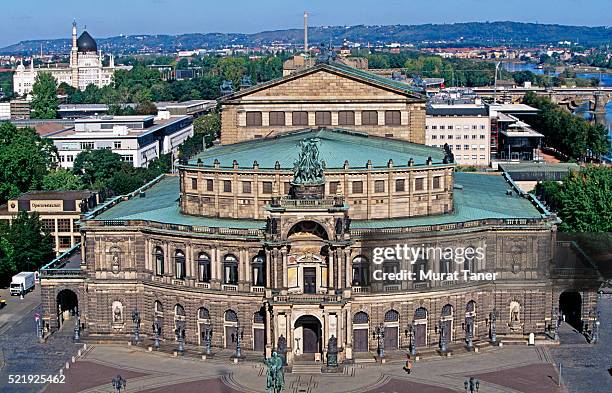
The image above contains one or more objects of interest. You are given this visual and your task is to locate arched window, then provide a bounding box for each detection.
[442,304,453,317]
[352,256,370,286]
[414,307,428,321]
[154,247,164,276]
[384,309,399,322]
[253,310,265,324]
[175,304,186,319]
[225,309,238,322]
[353,311,369,324]
[224,254,238,285]
[439,256,453,275]
[466,300,476,314]
[198,307,210,320]
[251,254,265,286]
[383,259,400,284]
[197,252,211,283]
[174,250,185,279]
[464,245,476,272]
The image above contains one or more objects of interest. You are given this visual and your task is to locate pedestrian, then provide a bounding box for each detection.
[404,354,413,374]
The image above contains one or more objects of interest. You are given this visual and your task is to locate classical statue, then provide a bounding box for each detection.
[327,335,338,367]
[266,351,285,393]
[443,143,455,164]
[292,138,325,185]
[277,334,287,366]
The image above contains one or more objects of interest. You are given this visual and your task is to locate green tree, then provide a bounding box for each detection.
[72,149,124,189]
[535,166,612,232]
[42,169,84,191]
[30,72,59,119]
[134,99,158,115]
[0,211,55,284]
[193,113,221,147]
[0,122,56,204]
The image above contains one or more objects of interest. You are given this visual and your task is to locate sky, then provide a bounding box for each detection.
[1,0,611,47]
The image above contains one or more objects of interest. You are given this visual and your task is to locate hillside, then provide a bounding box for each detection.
[1,21,611,55]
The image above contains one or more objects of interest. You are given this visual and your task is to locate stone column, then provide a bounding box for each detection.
[345,308,353,360]
[328,249,335,293]
[265,305,272,358]
[265,249,271,287]
[281,247,288,289]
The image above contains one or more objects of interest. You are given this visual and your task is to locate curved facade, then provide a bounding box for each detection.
[40,63,601,364]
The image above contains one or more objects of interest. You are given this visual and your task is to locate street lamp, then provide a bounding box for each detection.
[152,319,162,349]
[111,374,126,392]
[372,323,385,358]
[464,377,480,392]
[404,321,417,356]
[202,324,213,355]
[175,320,186,354]
[131,310,141,344]
[435,320,447,353]
[232,320,245,359]
[73,312,81,342]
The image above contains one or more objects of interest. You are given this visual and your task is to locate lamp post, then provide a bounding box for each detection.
[232,321,244,359]
[489,308,498,344]
[373,323,385,358]
[152,319,162,349]
[203,324,213,355]
[175,320,186,354]
[436,320,447,353]
[464,377,480,392]
[73,312,80,342]
[405,321,417,356]
[131,309,141,344]
[111,374,126,392]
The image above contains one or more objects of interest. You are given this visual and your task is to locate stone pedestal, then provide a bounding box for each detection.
[290,183,325,199]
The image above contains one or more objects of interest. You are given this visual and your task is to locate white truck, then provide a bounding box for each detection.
[10,272,35,296]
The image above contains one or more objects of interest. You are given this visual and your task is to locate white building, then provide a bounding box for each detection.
[47,115,193,169]
[425,103,491,167]
[0,102,10,120]
[12,22,131,96]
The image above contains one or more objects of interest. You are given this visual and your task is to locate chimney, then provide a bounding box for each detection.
[304,11,308,54]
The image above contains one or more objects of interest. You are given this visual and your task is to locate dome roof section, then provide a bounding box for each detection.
[77,31,97,53]
[188,128,447,170]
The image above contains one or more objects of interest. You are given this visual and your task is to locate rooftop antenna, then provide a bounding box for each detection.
[303,11,308,54]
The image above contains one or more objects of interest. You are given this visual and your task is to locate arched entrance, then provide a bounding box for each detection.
[56,289,78,327]
[560,291,582,330]
[294,315,322,357]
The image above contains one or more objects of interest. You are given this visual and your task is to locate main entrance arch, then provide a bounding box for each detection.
[56,289,78,327]
[294,315,322,356]
[559,291,582,330]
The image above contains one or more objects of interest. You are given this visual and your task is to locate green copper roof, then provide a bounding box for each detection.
[91,172,546,231]
[351,172,545,229]
[188,128,445,169]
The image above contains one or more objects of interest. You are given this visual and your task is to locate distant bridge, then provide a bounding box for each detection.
[471,87,612,113]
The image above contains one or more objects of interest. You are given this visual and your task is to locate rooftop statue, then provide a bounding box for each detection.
[292,138,325,185]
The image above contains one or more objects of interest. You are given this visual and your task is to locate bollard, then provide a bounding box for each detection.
[148,346,152,352]
[59,368,63,376]
[65,362,70,369]
[83,343,87,350]
[233,357,239,364]
[77,349,82,357]
[71,356,75,363]
[173,351,178,357]
[202,355,207,360]
[128,341,132,346]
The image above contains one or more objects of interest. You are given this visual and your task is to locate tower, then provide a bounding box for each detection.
[70,20,79,89]
[303,11,308,54]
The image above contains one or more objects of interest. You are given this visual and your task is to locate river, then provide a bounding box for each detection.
[502,62,612,159]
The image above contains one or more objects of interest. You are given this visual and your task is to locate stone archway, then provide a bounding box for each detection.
[560,291,582,330]
[56,289,78,328]
[294,315,322,357]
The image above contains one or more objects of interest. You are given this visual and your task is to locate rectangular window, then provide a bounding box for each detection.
[223,180,232,193]
[114,141,122,149]
[384,110,401,125]
[440,125,445,130]
[329,181,340,195]
[41,219,55,233]
[206,179,213,191]
[269,111,285,126]
[242,181,252,194]
[456,145,461,150]
[395,179,405,192]
[59,236,72,248]
[246,111,262,126]
[414,178,424,191]
[80,142,94,150]
[374,180,385,193]
[432,125,437,130]
[472,125,477,130]
[284,182,291,194]
[448,125,453,130]
[315,111,331,126]
[480,125,486,130]
[73,219,79,230]
[464,144,470,149]
[361,110,378,125]
[57,219,71,232]
[352,181,364,194]
[433,176,441,189]
[338,111,355,126]
[480,135,486,139]
[447,135,453,139]
[191,178,198,190]
[292,111,308,126]
[431,135,437,140]
[120,155,134,163]
[262,181,273,194]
